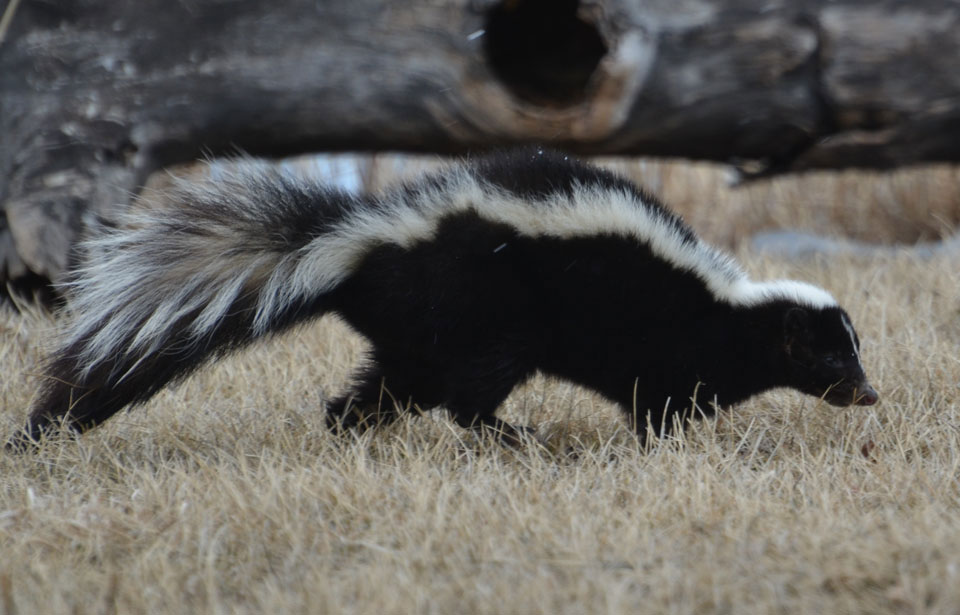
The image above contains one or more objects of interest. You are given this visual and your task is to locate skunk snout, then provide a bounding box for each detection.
[822,378,879,407]
[855,383,879,406]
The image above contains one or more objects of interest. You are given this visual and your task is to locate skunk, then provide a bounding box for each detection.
[9,149,877,448]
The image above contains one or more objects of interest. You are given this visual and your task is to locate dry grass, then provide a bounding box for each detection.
[2,159,960,614]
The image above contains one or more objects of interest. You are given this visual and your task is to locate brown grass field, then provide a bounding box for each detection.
[1,158,959,614]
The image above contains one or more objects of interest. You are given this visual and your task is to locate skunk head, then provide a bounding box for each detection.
[782,306,878,406]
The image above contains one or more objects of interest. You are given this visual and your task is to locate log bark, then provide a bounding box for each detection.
[2,0,959,288]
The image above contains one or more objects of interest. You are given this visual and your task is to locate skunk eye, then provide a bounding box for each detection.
[822,354,843,368]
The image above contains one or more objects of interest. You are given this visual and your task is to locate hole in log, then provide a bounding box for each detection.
[483,0,608,107]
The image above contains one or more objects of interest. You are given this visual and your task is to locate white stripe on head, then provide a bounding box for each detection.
[840,312,862,363]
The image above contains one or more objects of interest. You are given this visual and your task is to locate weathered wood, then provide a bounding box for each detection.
[1,0,959,288]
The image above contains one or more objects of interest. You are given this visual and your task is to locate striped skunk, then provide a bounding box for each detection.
[9,149,877,448]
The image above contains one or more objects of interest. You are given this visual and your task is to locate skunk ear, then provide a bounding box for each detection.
[783,308,810,350]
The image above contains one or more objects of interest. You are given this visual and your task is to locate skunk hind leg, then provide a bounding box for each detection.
[447,385,535,448]
[325,362,414,433]
[325,352,535,447]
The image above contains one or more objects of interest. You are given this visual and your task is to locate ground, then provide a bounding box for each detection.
[0,158,958,614]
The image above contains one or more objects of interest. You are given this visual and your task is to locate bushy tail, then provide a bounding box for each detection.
[11,161,360,447]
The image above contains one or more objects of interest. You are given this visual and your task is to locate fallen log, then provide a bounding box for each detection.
[2,0,959,288]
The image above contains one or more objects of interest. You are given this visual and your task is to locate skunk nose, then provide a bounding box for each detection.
[855,383,879,406]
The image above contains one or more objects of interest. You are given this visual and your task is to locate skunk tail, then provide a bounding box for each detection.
[11,161,359,447]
